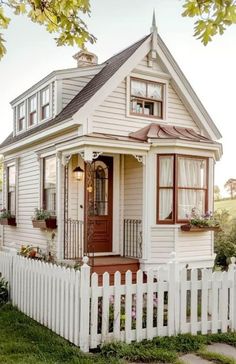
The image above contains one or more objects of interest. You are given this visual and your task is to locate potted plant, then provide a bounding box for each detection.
[0,209,16,226]
[181,208,221,232]
[32,208,57,229]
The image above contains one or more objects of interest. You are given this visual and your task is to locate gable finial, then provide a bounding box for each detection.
[150,9,158,33]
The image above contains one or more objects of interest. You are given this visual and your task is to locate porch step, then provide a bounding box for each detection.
[89,256,140,284]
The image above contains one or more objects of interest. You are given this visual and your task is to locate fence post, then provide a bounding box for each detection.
[79,256,91,352]
[168,252,180,335]
[228,257,236,331]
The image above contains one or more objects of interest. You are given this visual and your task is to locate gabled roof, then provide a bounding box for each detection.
[0,34,150,149]
[129,123,214,143]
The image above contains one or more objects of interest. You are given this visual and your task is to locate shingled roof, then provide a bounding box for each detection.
[0,34,150,149]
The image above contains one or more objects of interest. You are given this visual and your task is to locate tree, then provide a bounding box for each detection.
[182,0,236,45]
[214,185,221,200]
[224,178,236,199]
[0,0,96,59]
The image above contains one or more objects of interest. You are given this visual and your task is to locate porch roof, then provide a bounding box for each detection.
[129,123,216,143]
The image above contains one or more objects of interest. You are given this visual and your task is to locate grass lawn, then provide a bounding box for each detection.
[2,304,236,363]
[215,198,236,219]
[0,304,117,364]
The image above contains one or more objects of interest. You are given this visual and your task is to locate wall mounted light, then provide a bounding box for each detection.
[73,166,84,181]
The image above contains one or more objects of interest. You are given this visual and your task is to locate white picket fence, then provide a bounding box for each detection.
[0,252,236,352]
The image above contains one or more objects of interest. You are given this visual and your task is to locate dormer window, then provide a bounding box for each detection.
[41,87,50,120]
[130,78,164,119]
[17,102,25,131]
[29,95,37,126]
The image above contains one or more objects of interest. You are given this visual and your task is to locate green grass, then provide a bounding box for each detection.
[0,305,118,364]
[3,304,236,363]
[215,198,236,219]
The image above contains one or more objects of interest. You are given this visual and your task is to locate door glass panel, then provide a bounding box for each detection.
[93,161,109,216]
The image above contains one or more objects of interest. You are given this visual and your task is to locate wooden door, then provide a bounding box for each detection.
[85,156,113,253]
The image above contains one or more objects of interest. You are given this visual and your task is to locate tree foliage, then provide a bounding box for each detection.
[214,185,221,200]
[182,0,236,45]
[224,178,236,199]
[0,0,96,59]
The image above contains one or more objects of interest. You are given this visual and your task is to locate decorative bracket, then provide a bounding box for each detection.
[79,150,102,162]
[133,155,146,165]
[62,154,72,166]
[92,151,102,160]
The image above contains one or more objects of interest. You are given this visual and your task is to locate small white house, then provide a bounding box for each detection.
[0,18,222,275]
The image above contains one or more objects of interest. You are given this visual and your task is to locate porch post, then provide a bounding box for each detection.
[56,152,64,260]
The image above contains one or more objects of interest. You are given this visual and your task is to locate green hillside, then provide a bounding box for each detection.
[214,199,236,218]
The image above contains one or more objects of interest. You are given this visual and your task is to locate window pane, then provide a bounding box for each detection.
[19,103,25,118]
[159,189,173,220]
[42,87,49,105]
[131,80,146,97]
[159,156,174,187]
[93,161,108,216]
[178,157,207,188]
[8,166,16,215]
[42,104,50,119]
[29,95,37,112]
[44,156,56,213]
[178,189,205,220]
[147,83,163,100]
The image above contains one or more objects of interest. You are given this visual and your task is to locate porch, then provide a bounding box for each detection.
[57,147,147,272]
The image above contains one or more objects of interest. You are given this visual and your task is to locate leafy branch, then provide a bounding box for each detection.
[0,0,96,59]
[182,0,236,45]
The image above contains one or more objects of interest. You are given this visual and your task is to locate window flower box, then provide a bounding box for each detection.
[0,217,16,226]
[180,224,221,232]
[32,218,57,230]
[0,209,16,226]
[32,209,57,230]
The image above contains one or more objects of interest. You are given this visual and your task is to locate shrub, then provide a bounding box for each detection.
[0,275,8,305]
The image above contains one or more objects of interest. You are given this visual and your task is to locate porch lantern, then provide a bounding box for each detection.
[73,166,84,181]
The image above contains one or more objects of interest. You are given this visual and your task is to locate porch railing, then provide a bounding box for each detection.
[123,219,142,259]
[64,219,84,260]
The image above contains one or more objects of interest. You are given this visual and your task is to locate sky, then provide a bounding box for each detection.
[0,0,235,197]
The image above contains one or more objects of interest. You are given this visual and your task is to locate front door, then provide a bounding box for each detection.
[85,156,113,253]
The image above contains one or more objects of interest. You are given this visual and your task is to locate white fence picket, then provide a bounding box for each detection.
[0,252,236,353]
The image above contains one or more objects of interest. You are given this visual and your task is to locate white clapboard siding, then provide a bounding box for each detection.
[2,130,77,251]
[124,155,143,219]
[92,56,199,136]
[62,76,93,109]
[178,231,212,258]
[150,226,175,262]
[0,252,235,352]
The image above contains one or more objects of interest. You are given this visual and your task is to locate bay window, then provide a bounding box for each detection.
[157,155,208,223]
[7,165,16,216]
[41,87,50,120]
[130,78,164,118]
[43,156,56,214]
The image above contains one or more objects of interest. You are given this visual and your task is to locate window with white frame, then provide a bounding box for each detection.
[157,154,208,223]
[130,78,164,119]
[43,156,56,214]
[41,87,50,120]
[29,95,37,126]
[7,165,16,216]
[17,102,25,131]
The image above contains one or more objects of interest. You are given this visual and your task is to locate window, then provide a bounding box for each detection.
[157,155,208,223]
[7,165,16,216]
[17,102,25,131]
[130,78,164,118]
[29,95,37,126]
[43,156,56,214]
[41,87,50,120]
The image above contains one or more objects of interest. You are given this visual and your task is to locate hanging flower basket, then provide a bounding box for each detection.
[180,224,221,232]
[32,218,57,230]
[0,217,17,227]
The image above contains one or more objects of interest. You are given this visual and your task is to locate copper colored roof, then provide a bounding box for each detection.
[129,123,213,143]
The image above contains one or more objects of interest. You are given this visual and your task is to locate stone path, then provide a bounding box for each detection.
[181,343,236,363]
[207,343,236,359]
[181,353,211,363]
